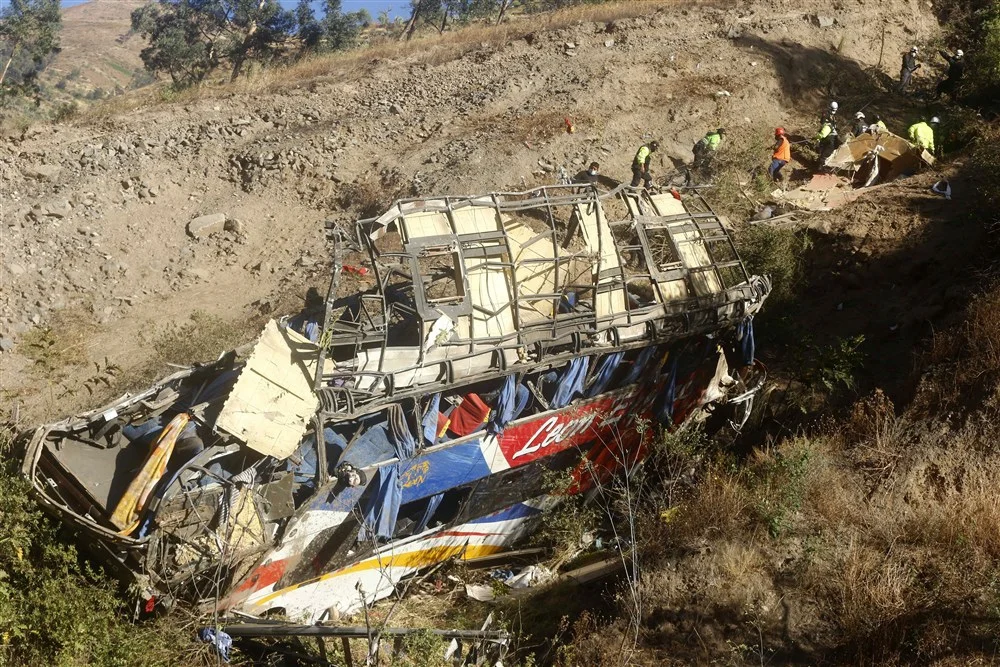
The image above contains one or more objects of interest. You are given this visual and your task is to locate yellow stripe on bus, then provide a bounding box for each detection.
[253,544,504,607]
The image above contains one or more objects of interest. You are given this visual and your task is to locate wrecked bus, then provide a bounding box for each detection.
[19,185,770,622]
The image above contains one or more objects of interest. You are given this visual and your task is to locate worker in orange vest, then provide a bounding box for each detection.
[769,127,791,181]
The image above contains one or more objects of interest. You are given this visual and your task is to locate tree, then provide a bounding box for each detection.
[131,0,295,86]
[226,0,296,81]
[401,0,501,38]
[0,0,61,102]
[321,0,364,51]
[295,0,324,52]
[131,1,218,87]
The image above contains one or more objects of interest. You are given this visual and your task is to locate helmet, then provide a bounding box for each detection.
[930,116,940,124]
[649,140,660,150]
[775,127,786,136]
[910,46,918,53]
[855,111,865,119]
[717,128,726,135]
[830,101,839,111]
[956,49,964,57]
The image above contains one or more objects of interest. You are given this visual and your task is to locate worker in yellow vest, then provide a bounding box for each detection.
[630,141,659,189]
[908,117,939,153]
[692,128,725,170]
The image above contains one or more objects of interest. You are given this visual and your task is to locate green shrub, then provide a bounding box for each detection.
[735,225,812,306]
[750,442,812,538]
[0,428,190,666]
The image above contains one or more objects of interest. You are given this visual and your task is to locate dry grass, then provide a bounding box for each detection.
[20,308,97,375]
[836,538,920,637]
[67,0,687,124]
[845,389,909,485]
[258,0,682,92]
[667,469,752,545]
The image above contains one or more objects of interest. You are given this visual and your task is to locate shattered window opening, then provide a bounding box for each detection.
[418,248,465,305]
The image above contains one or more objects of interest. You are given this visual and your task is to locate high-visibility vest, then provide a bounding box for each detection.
[773,136,790,162]
[908,122,935,151]
[815,122,834,141]
[703,132,722,151]
[634,145,651,168]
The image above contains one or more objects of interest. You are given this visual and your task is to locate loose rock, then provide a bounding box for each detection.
[187,213,228,238]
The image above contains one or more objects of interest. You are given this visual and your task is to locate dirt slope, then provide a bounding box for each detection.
[44,0,146,103]
[0,0,943,421]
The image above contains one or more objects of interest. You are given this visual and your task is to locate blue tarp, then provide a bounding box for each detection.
[656,355,679,425]
[387,404,416,460]
[487,376,529,435]
[341,420,395,469]
[286,427,348,488]
[738,317,755,366]
[552,356,590,409]
[586,352,625,397]
[358,405,418,542]
[414,492,445,533]
[358,465,403,542]
[623,345,659,386]
[421,393,442,446]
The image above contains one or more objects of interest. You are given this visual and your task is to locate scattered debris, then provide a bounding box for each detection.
[198,628,233,663]
[931,180,952,199]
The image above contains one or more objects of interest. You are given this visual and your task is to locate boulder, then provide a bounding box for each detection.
[22,164,62,182]
[187,213,227,238]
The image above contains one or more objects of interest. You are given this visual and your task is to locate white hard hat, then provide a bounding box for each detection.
[830,101,839,110]
[930,116,940,124]
[855,112,865,119]
[911,45,918,52]
[956,49,964,57]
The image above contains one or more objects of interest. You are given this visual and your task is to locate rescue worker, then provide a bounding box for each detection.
[573,161,601,185]
[935,49,964,99]
[852,112,869,136]
[908,117,939,153]
[870,114,888,133]
[898,46,921,92]
[815,110,840,164]
[631,140,659,189]
[769,127,791,182]
[692,128,726,170]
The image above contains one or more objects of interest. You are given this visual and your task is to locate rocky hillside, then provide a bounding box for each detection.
[0,0,942,419]
[43,0,147,107]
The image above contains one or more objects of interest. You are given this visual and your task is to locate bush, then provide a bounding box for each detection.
[735,224,812,306]
[0,428,190,666]
[51,101,78,122]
